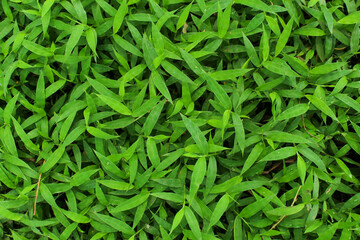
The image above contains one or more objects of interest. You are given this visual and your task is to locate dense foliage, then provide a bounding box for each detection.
[1,0,360,239]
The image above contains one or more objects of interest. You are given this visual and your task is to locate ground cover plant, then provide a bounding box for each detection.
[1,0,360,239]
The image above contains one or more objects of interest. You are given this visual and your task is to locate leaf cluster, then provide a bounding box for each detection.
[0,0,360,239]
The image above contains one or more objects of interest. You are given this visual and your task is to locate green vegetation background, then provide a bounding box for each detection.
[0,0,360,239]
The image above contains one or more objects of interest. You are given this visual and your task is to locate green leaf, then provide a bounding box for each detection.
[170,207,185,233]
[142,34,157,71]
[298,145,327,172]
[338,11,360,24]
[181,114,208,155]
[176,1,193,30]
[210,69,252,80]
[98,180,133,190]
[59,112,76,142]
[205,156,217,196]
[3,62,18,96]
[242,32,260,67]
[276,104,309,121]
[321,4,333,33]
[2,0,13,21]
[207,194,229,231]
[143,100,165,136]
[111,193,149,213]
[62,210,90,223]
[246,13,265,32]
[179,50,233,109]
[4,93,19,125]
[204,73,232,110]
[12,31,25,53]
[218,2,232,38]
[45,80,66,98]
[155,148,185,172]
[70,169,99,187]
[316,222,339,240]
[63,125,86,146]
[151,71,173,104]
[87,127,118,139]
[234,0,275,13]
[184,206,202,240]
[0,167,15,189]
[266,204,305,216]
[241,143,264,175]
[310,62,347,75]
[151,192,183,203]
[22,39,53,57]
[113,0,128,33]
[210,175,243,194]
[189,157,207,203]
[335,94,360,113]
[260,24,270,62]
[297,153,307,185]
[239,195,274,218]
[259,147,297,162]
[293,27,326,36]
[95,151,126,179]
[96,0,117,16]
[120,63,147,83]
[306,95,338,121]
[335,157,352,179]
[97,94,132,115]
[161,60,194,85]
[146,137,160,166]
[234,215,243,240]
[232,112,246,155]
[263,58,300,77]
[11,116,39,152]
[35,72,45,109]
[65,24,84,56]
[0,206,23,221]
[3,126,17,157]
[151,23,165,57]
[266,15,281,35]
[265,131,311,144]
[341,192,360,212]
[40,183,60,209]
[85,28,98,56]
[40,145,66,173]
[256,76,284,92]
[132,96,160,117]
[221,109,230,140]
[113,35,143,57]
[179,47,205,76]
[94,213,135,235]
[275,18,293,56]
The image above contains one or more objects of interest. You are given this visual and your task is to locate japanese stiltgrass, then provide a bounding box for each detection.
[0,0,360,239]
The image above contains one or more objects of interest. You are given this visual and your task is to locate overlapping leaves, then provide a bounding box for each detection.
[0,0,360,239]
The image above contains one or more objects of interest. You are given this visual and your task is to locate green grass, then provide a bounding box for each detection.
[1,0,360,239]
